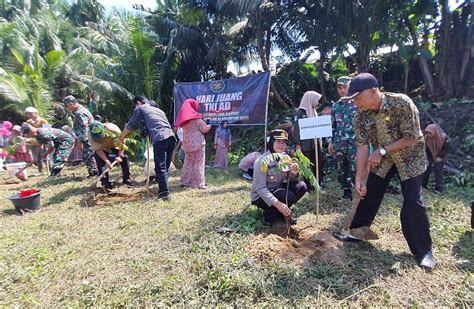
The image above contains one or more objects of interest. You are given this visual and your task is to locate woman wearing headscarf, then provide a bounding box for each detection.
[9,125,34,163]
[251,129,307,227]
[175,99,211,189]
[422,124,452,193]
[214,120,231,169]
[293,91,324,188]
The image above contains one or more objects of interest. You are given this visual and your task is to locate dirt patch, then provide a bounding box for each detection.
[81,189,154,207]
[248,222,345,267]
[0,174,44,188]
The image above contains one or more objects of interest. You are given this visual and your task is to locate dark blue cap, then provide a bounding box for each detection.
[341,73,379,100]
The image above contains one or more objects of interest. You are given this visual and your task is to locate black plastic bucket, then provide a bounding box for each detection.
[8,191,41,213]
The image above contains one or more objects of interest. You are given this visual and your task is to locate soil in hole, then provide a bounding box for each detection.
[248,221,345,267]
[81,188,152,207]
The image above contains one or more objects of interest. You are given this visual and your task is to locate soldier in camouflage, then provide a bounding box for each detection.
[21,123,75,176]
[64,95,98,177]
[328,76,357,200]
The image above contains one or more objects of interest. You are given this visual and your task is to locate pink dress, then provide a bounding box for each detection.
[9,136,33,163]
[180,119,211,188]
[68,141,82,162]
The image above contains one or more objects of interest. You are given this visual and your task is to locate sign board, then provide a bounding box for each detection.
[298,115,332,140]
[173,71,270,126]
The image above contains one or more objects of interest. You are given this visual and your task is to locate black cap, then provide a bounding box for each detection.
[320,102,332,109]
[269,129,288,141]
[341,73,379,100]
[20,123,32,134]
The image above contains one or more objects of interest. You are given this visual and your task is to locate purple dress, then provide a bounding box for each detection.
[213,124,231,169]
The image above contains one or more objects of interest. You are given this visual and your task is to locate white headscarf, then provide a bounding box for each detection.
[298,91,322,118]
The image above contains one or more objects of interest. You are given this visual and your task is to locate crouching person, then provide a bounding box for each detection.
[21,123,74,176]
[88,120,132,191]
[251,129,307,227]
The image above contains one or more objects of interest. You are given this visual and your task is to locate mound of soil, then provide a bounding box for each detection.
[248,222,345,268]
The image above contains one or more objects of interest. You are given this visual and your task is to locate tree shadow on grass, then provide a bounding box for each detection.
[452,230,473,272]
[41,184,93,208]
[38,175,86,187]
[1,207,22,216]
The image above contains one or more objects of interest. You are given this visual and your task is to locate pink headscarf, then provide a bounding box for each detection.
[298,91,322,118]
[2,121,13,131]
[0,121,12,137]
[424,124,448,159]
[175,99,203,128]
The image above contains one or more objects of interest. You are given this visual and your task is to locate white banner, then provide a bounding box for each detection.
[298,115,332,140]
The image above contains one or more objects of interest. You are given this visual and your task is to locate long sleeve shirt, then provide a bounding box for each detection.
[251,151,299,206]
[125,104,175,145]
[72,105,93,142]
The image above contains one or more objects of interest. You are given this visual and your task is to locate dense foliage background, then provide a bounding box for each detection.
[0,0,472,135]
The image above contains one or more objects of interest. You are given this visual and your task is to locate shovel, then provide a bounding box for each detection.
[339,169,379,241]
[95,159,120,188]
[342,190,379,240]
[14,162,34,181]
[99,160,120,178]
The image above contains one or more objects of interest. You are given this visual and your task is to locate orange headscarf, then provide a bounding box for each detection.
[424,124,448,159]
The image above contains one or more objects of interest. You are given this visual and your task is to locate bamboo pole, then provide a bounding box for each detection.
[314,138,320,222]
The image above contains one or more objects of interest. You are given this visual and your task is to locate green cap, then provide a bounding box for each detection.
[63,95,77,105]
[89,120,105,140]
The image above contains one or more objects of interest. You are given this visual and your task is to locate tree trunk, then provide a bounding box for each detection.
[318,51,327,101]
[404,63,409,94]
[459,2,473,83]
[404,13,436,96]
[436,0,456,98]
[255,22,290,109]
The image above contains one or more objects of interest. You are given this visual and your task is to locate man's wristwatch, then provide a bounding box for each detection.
[379,146,387,157]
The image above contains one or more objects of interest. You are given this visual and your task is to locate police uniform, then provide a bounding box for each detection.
[251,130,307,224]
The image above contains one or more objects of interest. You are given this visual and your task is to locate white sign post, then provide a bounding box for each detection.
[298,115,333,222]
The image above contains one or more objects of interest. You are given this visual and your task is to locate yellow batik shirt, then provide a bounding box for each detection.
[354,92,427,181]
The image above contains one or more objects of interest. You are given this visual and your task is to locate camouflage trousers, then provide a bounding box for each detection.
[52,140,74,171]
[82,140,98,176]
[335,149,356,191]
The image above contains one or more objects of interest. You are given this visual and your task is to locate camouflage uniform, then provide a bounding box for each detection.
[73,105,98,176]
[35,128,75,174]
[332,99,357,192]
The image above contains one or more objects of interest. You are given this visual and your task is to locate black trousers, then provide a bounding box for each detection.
[94,149,131,186]
[253,181,307,222]
[350,165,432,259]
[153,136,176,195]
[422,153,444,191]
[240,168,254,177]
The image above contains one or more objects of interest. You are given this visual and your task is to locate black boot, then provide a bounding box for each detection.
[49,168,62,177]
[340,189,352,201]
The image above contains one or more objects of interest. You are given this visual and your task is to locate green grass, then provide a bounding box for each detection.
[0,164,473,306]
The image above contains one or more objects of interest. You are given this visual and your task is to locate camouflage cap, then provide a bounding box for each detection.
[63,95,77,105]
[88,120,105,140]
[337,76,351,86]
